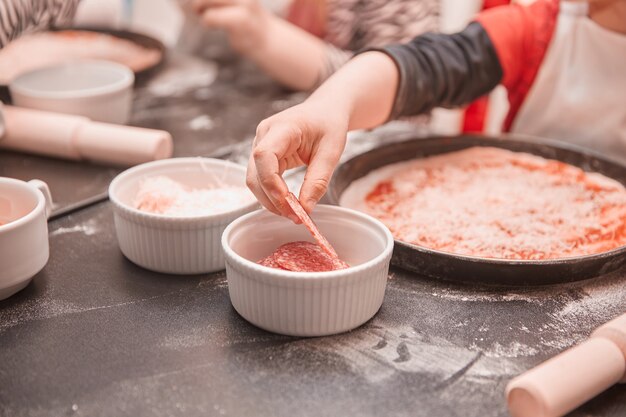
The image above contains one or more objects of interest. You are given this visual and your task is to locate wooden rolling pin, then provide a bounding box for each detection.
[0,105,173,166]
[506,312,626,417]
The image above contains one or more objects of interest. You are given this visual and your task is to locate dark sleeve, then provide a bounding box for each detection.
[366,22,503,120]
[0,0,81,48]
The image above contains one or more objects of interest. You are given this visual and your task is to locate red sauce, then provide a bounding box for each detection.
[357,147,626,260]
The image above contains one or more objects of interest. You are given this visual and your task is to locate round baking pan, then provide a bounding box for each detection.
[56,27,167,84]
[327,134,626,287]
[0,27,165,102]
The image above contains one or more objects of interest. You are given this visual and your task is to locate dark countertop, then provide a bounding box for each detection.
[1,53,625,417]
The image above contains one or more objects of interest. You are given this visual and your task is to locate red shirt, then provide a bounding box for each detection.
[475,0,560,131]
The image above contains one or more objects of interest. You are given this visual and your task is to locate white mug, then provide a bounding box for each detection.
[0,178,53,300]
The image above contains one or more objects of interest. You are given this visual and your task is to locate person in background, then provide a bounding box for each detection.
[189,0,439,91]
[0,0,81,48]
[246,0,626,218]
[0,0,81,135]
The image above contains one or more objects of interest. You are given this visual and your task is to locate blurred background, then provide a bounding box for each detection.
[71,0,535,136]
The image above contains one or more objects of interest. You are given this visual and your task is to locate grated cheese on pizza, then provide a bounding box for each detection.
[341,147,626,260]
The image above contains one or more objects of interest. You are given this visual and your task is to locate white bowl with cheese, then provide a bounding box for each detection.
[109,157,258,274]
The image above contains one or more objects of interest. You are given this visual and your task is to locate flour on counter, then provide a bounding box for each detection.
[470,341,539,358]
[283,269,625,385]
[143,55,217,97]
[0,298,83,333]
[189,115,214,131]
[50,222,99,237]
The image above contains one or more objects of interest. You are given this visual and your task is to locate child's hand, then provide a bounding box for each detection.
[191,0,271,54]
[246,101,349,218]
[247,51,399,218]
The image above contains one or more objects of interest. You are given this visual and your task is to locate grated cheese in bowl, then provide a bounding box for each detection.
[134,176,253,217]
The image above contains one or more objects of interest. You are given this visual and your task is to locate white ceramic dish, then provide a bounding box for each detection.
[222,205,394,337]
[0,178,53,300]
[9,60,134,124]
[109,157,258,274]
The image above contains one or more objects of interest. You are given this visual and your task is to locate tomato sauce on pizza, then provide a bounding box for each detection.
[341,147,626,260]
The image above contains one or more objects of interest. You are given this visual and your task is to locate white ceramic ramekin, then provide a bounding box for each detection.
[0,178,53,300]
[222,205,394,337]
[109,158,258,274]
[9,60,134,124]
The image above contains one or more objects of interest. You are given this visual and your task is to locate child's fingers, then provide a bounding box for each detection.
[252,124,302,219]
[201,6,245,29]
[299,137,343,213]
[245,155,281,216]
[192,0,236,13]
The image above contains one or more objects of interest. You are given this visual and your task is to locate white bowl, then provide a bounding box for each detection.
[109,158,258,274]
[0,178,53,300]
[222,205,394,336]
[9,60,134,124]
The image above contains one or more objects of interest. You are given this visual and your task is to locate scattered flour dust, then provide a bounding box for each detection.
[554,271,626,330]
[430,270,625,351]
[144,55,217,97]
[134,176,253,217]
[290,271,625,385]
[296,320,526,384]
[49,218,99,237]
[160,327,213,350]
[470,341,538,358]
[300,322,478,383]
[428,269,624,316]
[0,298,83,333]
[188,115,214,131]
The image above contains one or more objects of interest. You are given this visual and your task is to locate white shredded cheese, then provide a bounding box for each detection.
[134,176,253,217]
[341,147,626,260]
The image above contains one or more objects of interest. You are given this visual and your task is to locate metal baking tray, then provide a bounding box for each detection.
[327,134,626,286]
[61,27,167,84]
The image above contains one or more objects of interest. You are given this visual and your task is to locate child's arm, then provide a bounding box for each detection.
[248,0,554,217]
[244,16,344,91]
[192,0,336,91]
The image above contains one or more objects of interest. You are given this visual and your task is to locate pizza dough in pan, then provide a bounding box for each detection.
[340,147,626,261]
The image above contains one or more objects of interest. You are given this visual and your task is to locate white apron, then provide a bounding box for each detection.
[511,1,626,160]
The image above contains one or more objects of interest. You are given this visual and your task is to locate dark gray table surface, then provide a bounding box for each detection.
[1,200,625,417]
[0,54,625,417]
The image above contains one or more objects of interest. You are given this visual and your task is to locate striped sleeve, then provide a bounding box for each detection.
[0,0,80,48]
